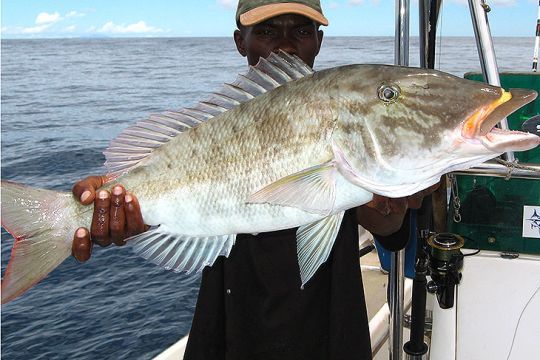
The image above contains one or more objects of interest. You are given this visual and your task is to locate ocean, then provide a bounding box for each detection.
[0,36,534,359]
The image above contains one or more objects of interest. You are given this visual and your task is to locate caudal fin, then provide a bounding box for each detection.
[1,180,77,304]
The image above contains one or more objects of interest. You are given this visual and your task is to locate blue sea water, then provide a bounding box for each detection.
[0,36,534,359]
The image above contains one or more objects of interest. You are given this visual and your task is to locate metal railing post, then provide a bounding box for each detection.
[468,0,515,162]
[390,2,410,359]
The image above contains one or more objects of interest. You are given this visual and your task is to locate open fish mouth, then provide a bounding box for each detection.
[462,88,540,152]
[480,127,540,152]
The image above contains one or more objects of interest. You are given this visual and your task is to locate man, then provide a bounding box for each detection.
[72,1,436,358]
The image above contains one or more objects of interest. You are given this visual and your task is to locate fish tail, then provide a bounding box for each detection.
[1,180,79,304]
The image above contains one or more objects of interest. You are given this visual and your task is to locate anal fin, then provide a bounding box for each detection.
[127,228,236,274]
[296,211,345,288]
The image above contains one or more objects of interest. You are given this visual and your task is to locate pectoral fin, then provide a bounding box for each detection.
[296,211,345,288]
[247,162,337,215]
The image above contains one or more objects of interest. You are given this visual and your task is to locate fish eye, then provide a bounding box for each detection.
[378,85,401,103]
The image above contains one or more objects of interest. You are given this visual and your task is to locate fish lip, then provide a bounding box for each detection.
[461,88,538,139]
[479,127,540,152]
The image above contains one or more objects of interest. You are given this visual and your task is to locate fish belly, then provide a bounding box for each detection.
[134,175,370,236]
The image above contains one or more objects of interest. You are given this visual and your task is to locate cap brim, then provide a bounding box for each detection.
[240,3,329,26]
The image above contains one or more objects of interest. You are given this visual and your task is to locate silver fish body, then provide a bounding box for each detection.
[1,52,538,303]
[119,69,363,235]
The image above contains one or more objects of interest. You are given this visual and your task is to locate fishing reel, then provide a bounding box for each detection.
[425,232,464,309]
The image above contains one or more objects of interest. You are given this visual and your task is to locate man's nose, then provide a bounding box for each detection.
[274,36,296,55]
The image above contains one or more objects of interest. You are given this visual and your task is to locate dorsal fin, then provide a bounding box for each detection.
[104,51,314,178]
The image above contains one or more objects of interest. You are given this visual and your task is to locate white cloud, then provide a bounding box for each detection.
[66,11,85,19]
[12,11,63,34]
[2,8,92,36]
[8,10,84,35]
[217,0,239,8]
[35,12,62,25]
[98,21,163,34]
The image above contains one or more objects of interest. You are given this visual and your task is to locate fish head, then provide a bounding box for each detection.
[332,65,539,196]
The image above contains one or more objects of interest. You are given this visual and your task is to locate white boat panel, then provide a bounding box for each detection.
[430,300,457,360]
[431,250,540,360]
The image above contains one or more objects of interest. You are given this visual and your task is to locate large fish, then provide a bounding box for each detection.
[1,52,539,304]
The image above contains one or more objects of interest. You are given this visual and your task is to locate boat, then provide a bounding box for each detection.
[154,1,540,359]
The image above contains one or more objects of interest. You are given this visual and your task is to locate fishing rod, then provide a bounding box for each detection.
[418,0,442,70]
[533,0,540,72]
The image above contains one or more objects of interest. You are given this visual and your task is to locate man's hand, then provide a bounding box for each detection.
[357,183,440,236]
[71,175,146,263]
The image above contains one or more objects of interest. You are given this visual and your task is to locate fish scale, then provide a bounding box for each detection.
[1,51,538,304]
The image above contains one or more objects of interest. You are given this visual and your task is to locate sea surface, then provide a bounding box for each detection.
[0,36,534,359]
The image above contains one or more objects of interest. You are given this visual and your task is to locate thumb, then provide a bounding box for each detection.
[72,175,108,205]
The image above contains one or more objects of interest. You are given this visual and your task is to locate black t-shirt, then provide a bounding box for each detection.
[184,209,373,360]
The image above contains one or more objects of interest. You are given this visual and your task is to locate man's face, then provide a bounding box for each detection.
[234,14,323,68]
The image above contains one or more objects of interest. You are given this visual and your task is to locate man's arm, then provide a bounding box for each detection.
[71,176,146,262]
[357,184,439,236]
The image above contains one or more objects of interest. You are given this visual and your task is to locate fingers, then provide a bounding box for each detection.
[72,175,108,205]
[365,194,391,216]
[125,193,146,238]
[365,194,408,217]
[359,196,410,236]
[359,183,443,236]
[406,183,441,209]
[357,203,406,236]
[91,189,112,247]
[72,227,93,263]
[72,176,147,259]
[71,178,147,264]
[110,185,127,246]
[71,175,107,262]
[90,185,146,247]
[388,196,408,216]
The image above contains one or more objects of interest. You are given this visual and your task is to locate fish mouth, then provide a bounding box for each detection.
[461,88,540,152]
[480,127,540,152]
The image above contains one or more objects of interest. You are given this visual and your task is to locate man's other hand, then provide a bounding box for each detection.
[357,183,440,236]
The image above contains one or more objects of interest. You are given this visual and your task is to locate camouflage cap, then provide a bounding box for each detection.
[236,0,328,27]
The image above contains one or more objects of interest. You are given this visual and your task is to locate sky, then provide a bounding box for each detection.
[1,0,538,39]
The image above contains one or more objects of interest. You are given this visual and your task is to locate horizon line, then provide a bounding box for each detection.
[1,34,533,40]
